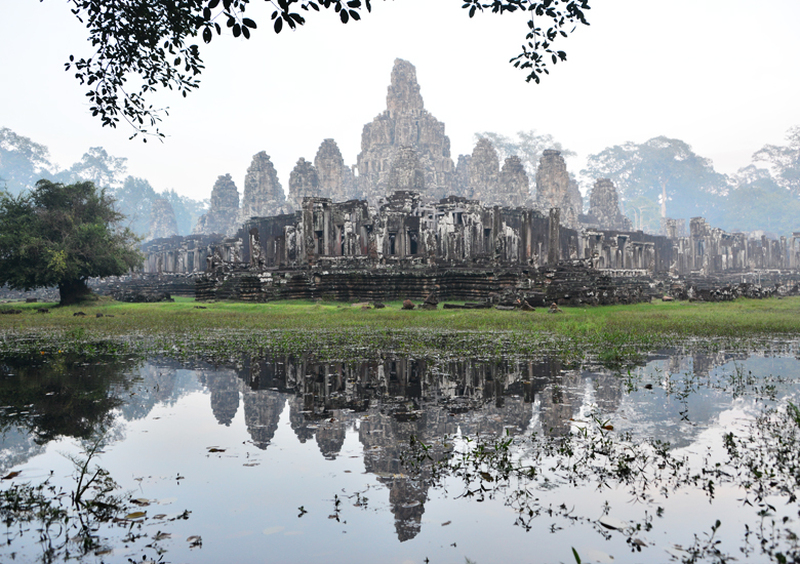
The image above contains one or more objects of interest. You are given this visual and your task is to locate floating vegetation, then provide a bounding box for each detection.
[401,393,800,563]
[0,435,190,562]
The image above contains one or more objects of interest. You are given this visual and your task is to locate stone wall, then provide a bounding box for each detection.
[671,217,789,275]
[194,265,661,306]
[140,189,796,291]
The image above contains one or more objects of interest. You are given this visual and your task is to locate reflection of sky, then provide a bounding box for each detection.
[609,355,800,449]
[2,351,800,563]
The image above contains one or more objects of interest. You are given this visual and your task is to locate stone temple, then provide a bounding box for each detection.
[356,59,455,202]
[138,58,800,306]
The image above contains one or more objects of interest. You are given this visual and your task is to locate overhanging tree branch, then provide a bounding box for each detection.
[62,0,590,139]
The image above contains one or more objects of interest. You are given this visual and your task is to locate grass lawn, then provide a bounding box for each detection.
[2,296,799,362]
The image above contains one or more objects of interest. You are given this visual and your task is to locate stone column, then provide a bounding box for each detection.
[548,208,560,265]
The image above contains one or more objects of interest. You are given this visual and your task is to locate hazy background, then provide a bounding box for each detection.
[2,0,799,200]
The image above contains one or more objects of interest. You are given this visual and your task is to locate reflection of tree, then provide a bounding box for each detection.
[0,355,139,445]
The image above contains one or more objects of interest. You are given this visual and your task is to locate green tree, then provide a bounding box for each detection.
[0,180,142,305]
[582,137,728,232]
[63,0,590,138]
[113,177,208,239]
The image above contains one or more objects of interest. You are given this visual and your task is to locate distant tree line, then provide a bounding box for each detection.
[580,127,800,237]
[0,127,206,239]
[4,125,800,243]
[474,127,800,237]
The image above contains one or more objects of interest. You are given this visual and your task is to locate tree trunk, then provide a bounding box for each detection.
[58,278,92,306]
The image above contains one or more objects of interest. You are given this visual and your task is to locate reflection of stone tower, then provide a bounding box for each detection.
[359,413,432,542]
[241,389,286,449]
[288,396,316,443]
[314,139,356,202]
[356,59,455,202]
[315,412,348,460]
[239,151,288,223]
[535,150,581,229]
[193,174,240,236]
[203,368,240,427]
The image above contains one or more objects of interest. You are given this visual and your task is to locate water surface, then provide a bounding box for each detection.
[2,347,799,563]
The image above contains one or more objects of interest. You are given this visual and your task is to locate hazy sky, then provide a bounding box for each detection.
[2,0,799,201]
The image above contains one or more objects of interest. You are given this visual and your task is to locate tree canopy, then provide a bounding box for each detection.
[582,137,729,232]
[63,0,590,139]
[0,128,207,238]
[722,165,800,236]
[0,128,57,195]
[0,180,142,305]
[752,126,800,197]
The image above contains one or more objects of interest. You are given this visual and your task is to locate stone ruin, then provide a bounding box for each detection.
[191,59,579,237]
[239,151,288,223]
[387,146,426,193]
[288,157,321,210]
[536,149,582,228]
[467,137,499,202]
[356,58,455,202]
[149,197,179,240]
[124,58,800,306]
[194,174,240,236]
[498,155,531,208]
[583,178,631,231]
[453,138,530,208]
[314,139,355,202]
[454,154,471,197]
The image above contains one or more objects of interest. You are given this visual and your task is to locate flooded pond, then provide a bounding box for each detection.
[2,346,800,563]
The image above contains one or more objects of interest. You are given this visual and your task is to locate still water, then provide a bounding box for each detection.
[1,347,799,563]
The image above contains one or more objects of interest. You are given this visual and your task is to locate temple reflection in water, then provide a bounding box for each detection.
[2,347,782,543]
